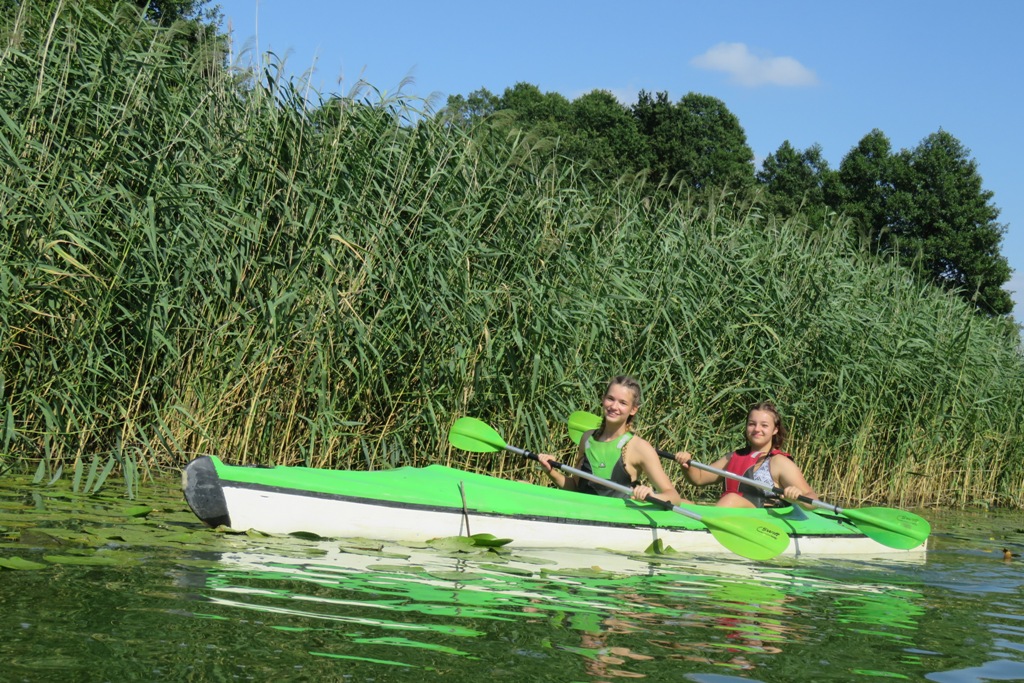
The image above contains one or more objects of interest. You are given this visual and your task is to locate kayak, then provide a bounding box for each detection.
[182,455,927,558]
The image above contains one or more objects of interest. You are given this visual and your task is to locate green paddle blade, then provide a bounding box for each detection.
[448,417,507,454]
[567,410,601,445]
[839,507,930,550]
[704,515,791,561]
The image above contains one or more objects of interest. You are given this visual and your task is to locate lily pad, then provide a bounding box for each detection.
[338,538,386,551]
[644,539,678,555]
[540,566,621,579]
[18,529,72,547]
[244,528,272,538]
[468,533,514,548]
[0,556,48,570]
[426,536,480,552]
[510,554,559,566]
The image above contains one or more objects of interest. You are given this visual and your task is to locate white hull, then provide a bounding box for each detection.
[220,484,924,560]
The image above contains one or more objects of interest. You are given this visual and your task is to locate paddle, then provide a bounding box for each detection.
[567,410,931,550]
[448,416,790,561]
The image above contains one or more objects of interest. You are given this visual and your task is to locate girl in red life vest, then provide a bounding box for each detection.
[674,402,818,509]
[536,375,688,505]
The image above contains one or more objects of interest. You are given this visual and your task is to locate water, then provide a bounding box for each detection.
[1,475,1023,682]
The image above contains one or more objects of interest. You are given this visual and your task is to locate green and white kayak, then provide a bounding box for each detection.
[182,455,927,558]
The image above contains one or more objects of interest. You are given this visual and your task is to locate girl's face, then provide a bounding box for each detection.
[745,409,778,451]
[602,383,639,424]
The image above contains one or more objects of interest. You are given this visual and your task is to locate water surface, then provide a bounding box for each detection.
[1,475,1022,682]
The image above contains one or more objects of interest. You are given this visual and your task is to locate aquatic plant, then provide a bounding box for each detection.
[0,1,1021,506]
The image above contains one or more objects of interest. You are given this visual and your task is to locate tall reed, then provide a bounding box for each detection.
[0,1,1021,506]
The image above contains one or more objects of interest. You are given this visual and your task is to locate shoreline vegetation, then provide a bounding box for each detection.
[1,2,1021,508]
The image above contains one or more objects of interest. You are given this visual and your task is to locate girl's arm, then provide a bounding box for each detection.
[537,434,587,491]
[771,457,818,509]
[674,452,726,486]
[631,438,683,505]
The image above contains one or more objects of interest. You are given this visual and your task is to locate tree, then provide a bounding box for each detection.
[836,129,1012,315]
[632,91,754,192]
[564,90,649,183]
[630,90,681,183]
[756,141,835,223]
[440,88,501,127]
[497,82,572,132]
[675,93,755,191]
[834,129,898,242]
[896,131,1011,315]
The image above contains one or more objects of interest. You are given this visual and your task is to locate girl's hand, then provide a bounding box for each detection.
[674,451,693,467]
[535,453,556,473]
[631,484,655,501]
[782,485,806,501]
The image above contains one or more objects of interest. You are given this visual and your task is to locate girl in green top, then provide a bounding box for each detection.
[537,376,687,505]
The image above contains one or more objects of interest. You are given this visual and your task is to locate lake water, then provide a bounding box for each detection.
[1,474,1023,682]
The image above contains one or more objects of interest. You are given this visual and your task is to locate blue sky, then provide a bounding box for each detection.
[216,0,1023,320]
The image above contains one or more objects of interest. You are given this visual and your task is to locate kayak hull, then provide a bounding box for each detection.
[182,455,926,558]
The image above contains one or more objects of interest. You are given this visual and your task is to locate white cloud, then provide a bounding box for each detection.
[691,43,819,87]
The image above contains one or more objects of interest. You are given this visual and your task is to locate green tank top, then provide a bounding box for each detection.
[581,432,635,497]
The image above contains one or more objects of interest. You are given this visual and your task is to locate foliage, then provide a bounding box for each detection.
[895,131,1011,315]
[563,90,649,185]
[835,129,1012,315]
[0,1,1022,507]
[441,87,501,126]
[130,0,218,26]
[442,86,756,196]
[756,141,835,224]
[634,91,755,192]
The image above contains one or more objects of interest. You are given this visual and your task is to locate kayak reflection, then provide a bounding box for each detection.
[185,539,927,679]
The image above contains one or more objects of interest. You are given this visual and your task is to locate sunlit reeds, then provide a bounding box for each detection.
[1,2,1021,506]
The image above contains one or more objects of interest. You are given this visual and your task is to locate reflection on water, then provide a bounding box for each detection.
[2,477,1024,682]
[192,541,935,680]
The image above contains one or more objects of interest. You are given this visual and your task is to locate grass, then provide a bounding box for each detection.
[0,1,1022,507]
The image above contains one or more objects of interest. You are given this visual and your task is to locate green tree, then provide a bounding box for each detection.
[564,90,649,183]
[756,141,835,222]
[834,129,897,242]
[675,92,755,191]
[896,131,1011,315]
[836,129,1012,315]
[441,82,574,152]
[632,90,754,192]
[498,82,571,126]
[632,90,688,186]
[440,87,501,127]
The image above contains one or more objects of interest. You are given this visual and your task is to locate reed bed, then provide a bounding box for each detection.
[1,2,1022,506]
